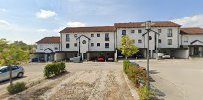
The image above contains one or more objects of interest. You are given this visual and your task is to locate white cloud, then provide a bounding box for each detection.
[36,9,57,19]
[67,21,86,27]
[172,14,203,28]
[0,8,6,12]
[37,29,49,32]
[0,20,10,27]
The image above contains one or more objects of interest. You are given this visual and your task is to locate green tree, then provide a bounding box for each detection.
[0,39,30,85]
[120,35,139,59]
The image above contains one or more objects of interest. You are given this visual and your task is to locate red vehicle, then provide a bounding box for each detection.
[97,56,105,62]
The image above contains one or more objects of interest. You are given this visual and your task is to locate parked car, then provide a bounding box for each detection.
[107,57,114,62]
[98,56,105,62]
[31,58,39,62]
[70,56,81,63]
[162,54,171,59]
[0,66,24,82]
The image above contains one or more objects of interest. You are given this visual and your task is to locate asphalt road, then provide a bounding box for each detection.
[137,58,203,100]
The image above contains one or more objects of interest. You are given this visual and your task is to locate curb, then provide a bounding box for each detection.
[123,72,139,100]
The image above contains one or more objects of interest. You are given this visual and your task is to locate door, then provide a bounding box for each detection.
[194,47,199,56]
[0,67,9,81]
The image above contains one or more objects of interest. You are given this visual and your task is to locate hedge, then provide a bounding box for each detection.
[123,60,154,100]
[7,82,26,94]
[44,62,66,78]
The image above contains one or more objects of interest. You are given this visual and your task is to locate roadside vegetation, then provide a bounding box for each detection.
[120,35,139,59]
[0,38,35,94]
[7,82,27,94]
[123,60,154,100]
[44,62,66,78]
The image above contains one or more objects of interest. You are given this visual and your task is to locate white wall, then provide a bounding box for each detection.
[181,35,203,45]
[116,27,180,50]
[36,43,60,53]
[61,32,115,52]
[54,53,65,61]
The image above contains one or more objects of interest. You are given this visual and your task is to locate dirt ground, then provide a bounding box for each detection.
[3,62,134,100]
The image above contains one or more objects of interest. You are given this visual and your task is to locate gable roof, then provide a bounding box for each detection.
[60,26,116,33]
[114,21,181,28]
[36,37,60,44]
[180,27,203,35]
[190,40,203,45]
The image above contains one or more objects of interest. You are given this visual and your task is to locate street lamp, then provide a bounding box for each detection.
[145,21,151,90]
[142,21,160,90]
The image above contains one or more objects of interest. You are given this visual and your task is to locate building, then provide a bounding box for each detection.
[55,26,116,61]
[34,21,203,62]
[115,21,181,59]
[34,37,60,62]
[180,27,203,57]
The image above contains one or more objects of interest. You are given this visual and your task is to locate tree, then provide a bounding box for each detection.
[0,39,30,85]
[120,35,139,59]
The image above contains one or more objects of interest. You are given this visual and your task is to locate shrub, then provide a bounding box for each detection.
[7,82,26,94]
[138,86,154,100]
[44,62,66,78]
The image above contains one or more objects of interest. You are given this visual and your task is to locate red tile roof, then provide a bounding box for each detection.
[36,37,60,44]
[180,27,203,35]
[60,26,116,33]
[114,21,181,28]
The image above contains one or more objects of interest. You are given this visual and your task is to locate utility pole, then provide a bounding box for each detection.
[142,21,160,90]
[145,21,151,90]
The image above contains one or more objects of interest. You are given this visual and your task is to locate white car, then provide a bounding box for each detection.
[0,66,24,82]
[162,54,171,59]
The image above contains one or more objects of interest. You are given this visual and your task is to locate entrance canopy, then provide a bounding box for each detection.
[190,40,203,46]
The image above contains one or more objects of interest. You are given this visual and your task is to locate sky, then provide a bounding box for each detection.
[1,0,203,44]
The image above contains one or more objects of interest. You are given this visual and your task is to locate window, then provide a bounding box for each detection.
[138,39,142,43]
[168,39,172,45]
[138,29,142,33]
[74,43,77,47]
[105,33,109,41]
[12,66,18,70]
[0,67,8,73]
[167,29,172,37]
[91,43,94,47]
[54,47,58,50]
[97,43,100,47]
[97,33,100,37]
[158,29,161,33]
[122,30,126,35]
[74,34,77,38]
[91,34,94,37]
[66,43,70,48]
[105,43,109,48]
[131,30,135,33]
[158,39,161,43]
[66,34,70,42]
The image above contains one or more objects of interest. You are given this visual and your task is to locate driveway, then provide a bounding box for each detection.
[137,59,203,100]
[1,62,134,100]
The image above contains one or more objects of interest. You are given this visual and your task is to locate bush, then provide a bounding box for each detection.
[44,62,66,78]
[123,60,148,87]
[7,82,26,94]
[138,86,154,100]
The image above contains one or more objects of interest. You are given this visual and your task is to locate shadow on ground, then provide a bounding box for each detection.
[149,70,166,100]
[0,76,27,85]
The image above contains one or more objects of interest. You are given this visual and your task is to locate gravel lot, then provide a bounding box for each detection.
[136,58,203,100]
[1,62,134,100]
